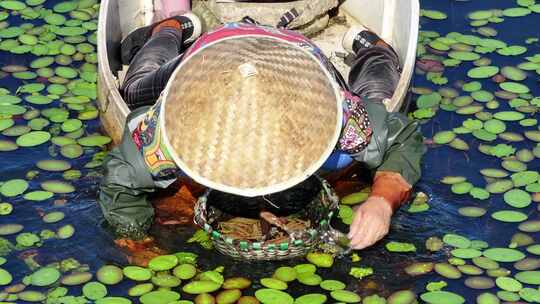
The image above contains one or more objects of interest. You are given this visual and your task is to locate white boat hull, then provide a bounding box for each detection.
[97,0,419,143]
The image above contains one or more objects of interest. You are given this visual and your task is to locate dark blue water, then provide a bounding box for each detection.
[0,0,539,303]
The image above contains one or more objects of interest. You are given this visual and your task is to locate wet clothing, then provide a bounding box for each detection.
[99,22,425,240]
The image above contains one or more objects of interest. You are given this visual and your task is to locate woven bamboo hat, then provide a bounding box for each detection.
[160,35,342,197]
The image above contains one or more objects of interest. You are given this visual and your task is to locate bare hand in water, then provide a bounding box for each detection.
[348,196,393,250]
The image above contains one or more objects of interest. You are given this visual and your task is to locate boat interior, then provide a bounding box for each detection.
[98,0,418,142]
[104,0,411,94]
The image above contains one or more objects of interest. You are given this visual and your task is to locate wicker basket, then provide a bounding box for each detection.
[194,177,339,260]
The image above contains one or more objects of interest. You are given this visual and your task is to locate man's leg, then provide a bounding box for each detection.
[120,13,202,109]
[121,27,184,109]
[343,26,401,102]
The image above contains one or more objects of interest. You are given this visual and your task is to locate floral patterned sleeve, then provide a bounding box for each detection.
[337,92,373,154]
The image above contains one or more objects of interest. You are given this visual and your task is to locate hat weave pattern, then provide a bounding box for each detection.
[162,36,341,196]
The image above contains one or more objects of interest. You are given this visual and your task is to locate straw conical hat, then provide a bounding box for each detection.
[161,35,342,197]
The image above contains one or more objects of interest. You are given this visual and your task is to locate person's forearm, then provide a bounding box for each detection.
[369,171,412,212]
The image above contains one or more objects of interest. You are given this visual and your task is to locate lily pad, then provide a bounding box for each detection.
[16,131,50,147]
[173,264,197,280]
[0,1,26,10]
[472,129,497,141]
[497,45,527,56]
[385,241,416,253]
[0,179,28,197]
[518,220,540,233]
[417,93,442,108]
[43,211,65,223]
[483,248,526,262]
[502,160,526,173]
[468,66,499,78]
[441,176,467,184]
[420,291,465,304]
[78,135,111,147]
[387,290,416,304]
[469,188,490,200]
[468,10,493,20]
[330,290,361,303]
[483,119,506,134]
[128,283,153,297]
[0,223,23,235]
[451,248,482,259]
[458,207,486,217]
[23,190,53,201]
[491,210,528,222]
[422,9,448,20]
[456,105,484,115]
[320,280,346,291]
[260,278,287,290]
[503,7,531,17]
[255,289,294,304]
[95,297,132,304]
[496,291,520,302]
[140,290,180,304]
[501,66,527,81]
[40,180,75,193]
[514,258,540,271]
[57,224,75,239]
[524,130,540,142]
[404,262,434,276]
[97,265,124,285]
[443,234,471,248]
[148,255,178,271]
[82,282,108,301]
[449,51,481,61]
[511,171,538,186]
[495,277,522,292]
[0,268,12,285]
[53,1,78,13]
[451,182,473,194]
[31,267,60,286]
[475,292,499,304]
[183,280,221,294]
[294,294,327,304]
[464,277,494,290]
[473,257,499,270]
[463,81,482,92]
[434,263,462,279]
[486,180,514,193]
[514,271,540,284]
[500,82,530,94]
[36,159,71,172]
[503,189,532,208]
[61,272,93,286]
[526,244,540,255]
[480,168,509,178]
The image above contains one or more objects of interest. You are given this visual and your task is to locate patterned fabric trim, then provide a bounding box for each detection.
[131,98,178,179]
[338,91,373,154]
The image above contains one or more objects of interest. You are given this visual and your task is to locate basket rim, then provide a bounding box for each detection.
[159,33,344,198]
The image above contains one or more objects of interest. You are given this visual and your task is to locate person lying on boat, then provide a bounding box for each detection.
[98,11,425,251]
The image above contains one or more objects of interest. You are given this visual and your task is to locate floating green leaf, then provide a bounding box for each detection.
[491,210,528,222]
[467,66,499,78]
